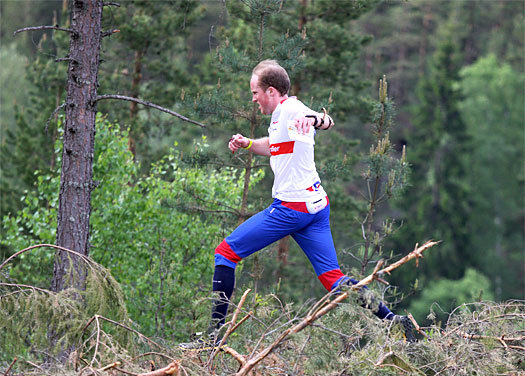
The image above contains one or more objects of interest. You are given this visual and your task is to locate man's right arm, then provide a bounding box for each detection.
[229,134,270,156]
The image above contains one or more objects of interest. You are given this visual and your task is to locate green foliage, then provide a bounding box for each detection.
[0,246,130,363]
[1,114,263,342]
[352,76,410,275]
[98,0,205,167]
[408,268,494,325]
[1,6,69,222]
[391,23,473,294]
[457,54,524,301]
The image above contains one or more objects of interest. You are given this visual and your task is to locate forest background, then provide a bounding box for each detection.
[0,0,523,374]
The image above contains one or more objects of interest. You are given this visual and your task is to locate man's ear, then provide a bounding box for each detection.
[267,86,277,97]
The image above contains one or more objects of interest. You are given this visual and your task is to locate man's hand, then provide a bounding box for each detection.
[294,109,334,134]
[228,133,250,153]
[294,116,316,135]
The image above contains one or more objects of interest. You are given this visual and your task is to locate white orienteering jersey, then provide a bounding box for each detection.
[268,97,326,202]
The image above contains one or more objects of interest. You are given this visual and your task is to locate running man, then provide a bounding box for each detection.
[180,60,414,349]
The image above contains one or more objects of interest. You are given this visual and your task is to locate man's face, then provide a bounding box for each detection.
[250,75,274,115]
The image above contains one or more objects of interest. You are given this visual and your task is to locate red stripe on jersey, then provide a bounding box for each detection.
[270,141,295,156]
[318,269,345,291]
[215,239,242,263]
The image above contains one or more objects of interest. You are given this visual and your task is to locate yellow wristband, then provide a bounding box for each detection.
[243,139,253,150]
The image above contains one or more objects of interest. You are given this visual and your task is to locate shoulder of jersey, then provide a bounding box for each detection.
[282,97,304,111]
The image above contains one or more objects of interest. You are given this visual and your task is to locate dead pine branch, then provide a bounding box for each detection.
[95,95,206,128]
[137,360,183,376]
[99,361,121,372]
[0,244,97,273]
[208,289,252,368]
[81,314,166,351]
[233,240,440,376]
[13,25,77,37]
[407,312,430,340]
[457,331,525,351]
[3,357,17,376]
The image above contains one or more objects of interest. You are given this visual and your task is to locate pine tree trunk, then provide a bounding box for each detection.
[52,0,103,293]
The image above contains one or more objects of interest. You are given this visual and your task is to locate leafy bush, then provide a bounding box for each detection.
[1,114,264,348]
[408,268,494,325]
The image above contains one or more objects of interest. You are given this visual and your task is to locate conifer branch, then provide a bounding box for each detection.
[233,240,439,376]
[457,332,525,350]
[0,282,52,296]
[95,95,206,128]
[13,26,77,37]
[82,315,166,351]
[0,244,96,272]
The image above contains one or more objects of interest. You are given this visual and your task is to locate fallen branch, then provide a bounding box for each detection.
[3,357,17,376]
[458,331,525,351]
[96,95,206,128]
[99,361,121,372]
[0,244,96,272]
[222,346,247,367]
[208,289,252,368]
[82,315,166,351]
[132,353,176,362]
[234,240,440,376]
[137,360,181,376]
[0,282,53,296]
[407,312,429,340]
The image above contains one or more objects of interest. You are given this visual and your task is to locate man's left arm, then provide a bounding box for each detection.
[295,108,334,135]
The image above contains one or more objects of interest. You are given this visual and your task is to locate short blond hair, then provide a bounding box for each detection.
[252,60,290,96]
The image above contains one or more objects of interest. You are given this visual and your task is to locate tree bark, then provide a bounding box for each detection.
[52,0,104,293]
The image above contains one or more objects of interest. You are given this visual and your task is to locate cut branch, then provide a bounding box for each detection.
[3,357,17,376]
[82,315,166,351]
[96,95,206,128]
[101,29,120,38]
[234,240,440,376]
[137,361,181,376]
[209,289,252,367]
[13,26,76,37]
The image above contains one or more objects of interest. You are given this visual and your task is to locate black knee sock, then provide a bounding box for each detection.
[211,265,235,329]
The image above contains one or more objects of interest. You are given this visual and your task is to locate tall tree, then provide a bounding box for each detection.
[97,0,203,163]
[390,24,472,290]
[13,0,204,295]
[50,0,104,292]
[457,55,524,300]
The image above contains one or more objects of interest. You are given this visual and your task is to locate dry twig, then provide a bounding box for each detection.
[208,289,252,368]
[233,240,439,376]
[3,357,17,376]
